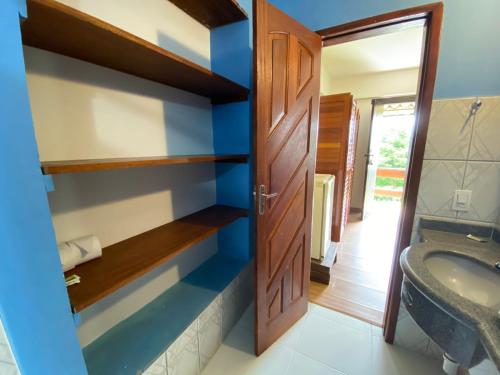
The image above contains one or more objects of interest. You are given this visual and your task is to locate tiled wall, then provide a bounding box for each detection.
[142,261,254,375]
[415,96,500,228]
[395,96,500,374]
[0,318,20,375]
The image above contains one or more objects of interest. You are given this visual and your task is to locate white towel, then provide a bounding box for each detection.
[58,234,102,272]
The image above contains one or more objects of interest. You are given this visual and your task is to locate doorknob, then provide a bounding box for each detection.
[256,184,279,215]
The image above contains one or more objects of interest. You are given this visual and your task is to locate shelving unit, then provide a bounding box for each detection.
[41,154,248,175]
[83,254,249,375]
[64,205,247,312]
[169,0,248,29]
[21,0,252,373]
[21,0,249,103]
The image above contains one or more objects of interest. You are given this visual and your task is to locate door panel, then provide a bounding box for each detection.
[254,0,321,355]
[316,93,357,242]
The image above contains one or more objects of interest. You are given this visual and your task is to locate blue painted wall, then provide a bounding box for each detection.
[211,0,254,261]
[0,1,87,374]
[268,0,500,99]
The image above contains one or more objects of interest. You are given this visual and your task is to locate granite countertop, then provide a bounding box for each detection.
[400,229,500,369]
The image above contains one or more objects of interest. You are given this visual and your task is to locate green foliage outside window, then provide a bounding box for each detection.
[378,128,410,169]
[374,125,411,202]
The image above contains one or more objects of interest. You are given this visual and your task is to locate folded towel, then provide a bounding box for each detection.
[58,234,102,272]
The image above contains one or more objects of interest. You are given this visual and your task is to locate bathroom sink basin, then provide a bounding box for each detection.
[424,253,500,308]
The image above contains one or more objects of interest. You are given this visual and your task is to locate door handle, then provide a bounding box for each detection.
[261,192,279,199]
[256,184,278,215]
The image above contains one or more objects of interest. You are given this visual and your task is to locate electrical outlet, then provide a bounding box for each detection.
[452,190,472,211]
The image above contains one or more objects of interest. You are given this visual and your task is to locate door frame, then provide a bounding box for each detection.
[359,99,376,219]
[316,3,443,343]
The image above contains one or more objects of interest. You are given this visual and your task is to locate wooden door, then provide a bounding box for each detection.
[341,103,360,231]
[254,0,321,355]
[316,93,354,242]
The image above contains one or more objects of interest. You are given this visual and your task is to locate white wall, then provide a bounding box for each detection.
[320,68,419,208]
[24,0,217,347]
[349,99,372,208]
[321,67,419,99]
[56,0,210,69]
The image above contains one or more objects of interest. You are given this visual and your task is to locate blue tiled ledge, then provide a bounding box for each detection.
[83,254,249,375]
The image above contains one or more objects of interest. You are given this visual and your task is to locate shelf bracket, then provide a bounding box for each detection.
[42,174,54,193]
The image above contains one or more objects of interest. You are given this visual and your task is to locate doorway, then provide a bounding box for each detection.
[254,0,442,352]
[312,4,443,344]
[362,97,416,219]
[310,27,422,326]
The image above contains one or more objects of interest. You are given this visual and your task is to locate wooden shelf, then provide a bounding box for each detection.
[41,154,248,175]
[64,205,248,312]
[83,254,250,375]
[21,0,249,103]
[169,0,248,29]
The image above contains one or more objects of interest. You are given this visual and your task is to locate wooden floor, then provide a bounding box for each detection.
[309,201,401,326]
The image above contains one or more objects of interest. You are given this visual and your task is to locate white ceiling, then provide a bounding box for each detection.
[322,26,424,78]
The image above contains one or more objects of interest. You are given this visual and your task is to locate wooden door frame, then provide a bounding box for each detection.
[316,2,443,343]
[358,100,376,219]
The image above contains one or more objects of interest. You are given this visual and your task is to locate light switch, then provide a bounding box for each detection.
[452,189,472,211]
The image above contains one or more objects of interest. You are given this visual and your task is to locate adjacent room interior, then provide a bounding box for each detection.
[310,26,423,326]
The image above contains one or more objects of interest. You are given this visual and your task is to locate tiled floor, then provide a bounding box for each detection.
[203,303,445,375]
[310,201,401,326]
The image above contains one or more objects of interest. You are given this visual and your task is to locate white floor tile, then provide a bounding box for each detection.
[371,335,444,375]
[286,352,345,375]
[293,313,372,375]
[203,303,448,375]
[371,325,383,337]
[202,324,293,375]
[274,312,309,349]
[309,303,371,334]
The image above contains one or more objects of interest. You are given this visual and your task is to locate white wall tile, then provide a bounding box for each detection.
[470,97,500,161]
[457,162,500,223]
[198,296,222,370]
[167,321,200,375]
[143,353,167,375]
[222,283,241,339]
[0,319,19,375]
[416,160,465,218]
[163,265,250,375]
[423,98,473,160]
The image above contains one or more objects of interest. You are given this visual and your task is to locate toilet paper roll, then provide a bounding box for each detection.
[58,242,80,272]
[58,234,102,272]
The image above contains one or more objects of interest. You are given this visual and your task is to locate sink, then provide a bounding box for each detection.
[424,253,500,308]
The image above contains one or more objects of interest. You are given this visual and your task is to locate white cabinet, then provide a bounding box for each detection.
[311,174,335,260]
